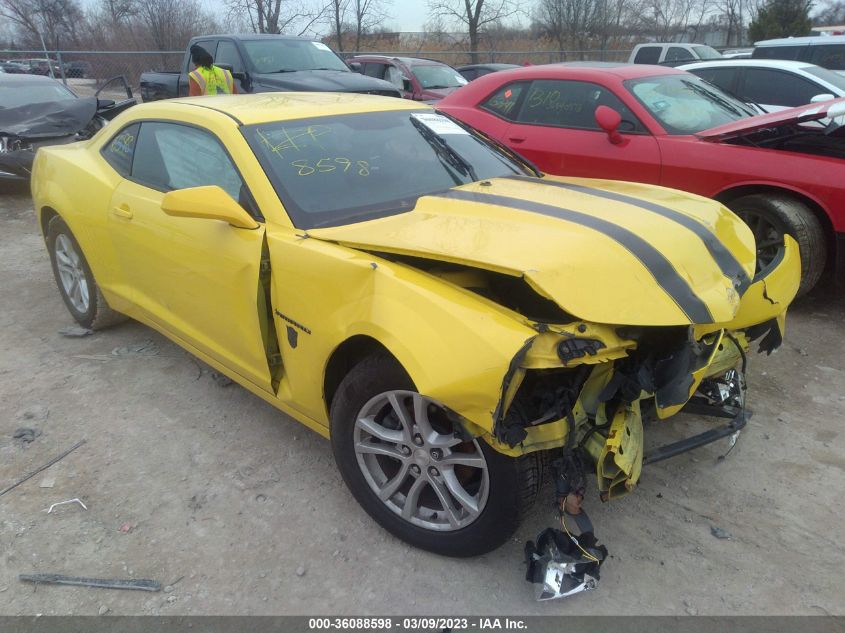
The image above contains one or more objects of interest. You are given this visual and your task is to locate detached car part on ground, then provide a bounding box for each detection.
[31,95,799,597]
[0,73,135,179]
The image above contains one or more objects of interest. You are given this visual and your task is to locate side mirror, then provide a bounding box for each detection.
[216,63,245,81]
[402,77,412,92]
[811,93,835,103]
[595,105,625,145]
[161,186,259,229]
[348,61,362,72]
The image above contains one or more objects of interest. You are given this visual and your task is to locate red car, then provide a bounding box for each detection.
[438,63,845,294]
[347,55,468,101]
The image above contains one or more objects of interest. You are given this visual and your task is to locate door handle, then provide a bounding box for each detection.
[111,204,133,219]
[508,136,526,143]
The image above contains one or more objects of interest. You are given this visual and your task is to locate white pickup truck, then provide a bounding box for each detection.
[628,43,723,66]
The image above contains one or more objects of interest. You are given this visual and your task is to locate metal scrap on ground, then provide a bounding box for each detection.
[18,574,161,592]
[0,439,86,498]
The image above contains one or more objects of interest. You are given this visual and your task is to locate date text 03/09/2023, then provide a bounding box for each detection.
[307,617,528,630]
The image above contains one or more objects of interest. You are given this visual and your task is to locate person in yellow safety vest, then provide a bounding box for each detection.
[187,45,238,96]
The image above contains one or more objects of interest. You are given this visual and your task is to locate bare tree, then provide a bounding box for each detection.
[814,0,845,24]
[352,0,391,50]
[225,0,328,35]
[328,0,350,50]
[427,0,523,62]
[0,0,84,48]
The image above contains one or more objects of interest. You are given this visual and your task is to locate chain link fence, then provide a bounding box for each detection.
[1,48,633,101]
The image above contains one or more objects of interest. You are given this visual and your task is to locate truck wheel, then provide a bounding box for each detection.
[330,352,544,557]
[729,194,826,296]
[46,215,127,330]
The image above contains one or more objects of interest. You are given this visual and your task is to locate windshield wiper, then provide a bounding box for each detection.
[682,80,750,117]
[409,115,478,182]
[268,68,298,73]
[425,84,455,89]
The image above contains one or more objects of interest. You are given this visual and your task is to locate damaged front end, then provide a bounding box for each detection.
[501,238,799,599]
[0,76,136,179]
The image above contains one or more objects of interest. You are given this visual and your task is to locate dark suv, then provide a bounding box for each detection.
[346,56,468,101]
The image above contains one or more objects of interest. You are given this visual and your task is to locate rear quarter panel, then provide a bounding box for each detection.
[32,138,130,310]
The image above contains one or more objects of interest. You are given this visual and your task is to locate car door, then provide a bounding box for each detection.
[496,79,662,183]
[214,39,247,93]
[106,120,273,391]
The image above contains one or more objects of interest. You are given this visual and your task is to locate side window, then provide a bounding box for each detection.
[480,82,526,120]
[515,80,645,132]
[363,62,386,79]
[215,40,243,74]
[131,122,244,201]
[811,45,845,70]
[741,69,822,107]
[185,40,216,72]
[666,46,695,62]
[101,123,140,177]
[460,69,477,81]
[752,45,803,61]
[691,67,738,93]
[634,46,661,64]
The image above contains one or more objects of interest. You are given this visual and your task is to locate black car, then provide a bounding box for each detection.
[0,74,136,179]
[456,63,520,81]
[1,62,28,74]
[64,61,93,78]
[139,34,402,101]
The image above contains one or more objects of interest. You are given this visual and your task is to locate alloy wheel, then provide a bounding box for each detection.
[353,390,489,532]
[54,234,90,313]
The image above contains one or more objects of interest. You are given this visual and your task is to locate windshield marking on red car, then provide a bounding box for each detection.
[434,188,715,323]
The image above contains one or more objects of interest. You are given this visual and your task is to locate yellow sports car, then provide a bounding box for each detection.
[32,94,800,558]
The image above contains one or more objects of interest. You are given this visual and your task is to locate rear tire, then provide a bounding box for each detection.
[729,194,826,296]
[330,352,544,557]
[46,215,127,330]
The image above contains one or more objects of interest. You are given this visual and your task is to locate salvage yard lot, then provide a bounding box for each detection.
[1,180,843,616]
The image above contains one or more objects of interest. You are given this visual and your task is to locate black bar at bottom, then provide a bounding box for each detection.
[643,410,749,465]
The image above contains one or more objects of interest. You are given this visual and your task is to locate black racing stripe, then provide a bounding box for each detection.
[508,175,751,293]
[436,189,714,323]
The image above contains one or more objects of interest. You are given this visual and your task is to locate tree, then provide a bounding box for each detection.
[224,0,327,35]
[748,0,812,39]
[352,0,391,50]
[328,0,349,50]
[427,0,523,62]
[814,0,845,24]
[0,0,85,48]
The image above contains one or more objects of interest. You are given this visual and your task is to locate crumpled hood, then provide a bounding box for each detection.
[0,97,96,138]
[698,97,845,141]
[252,70,399,95]
[309,176,757,326]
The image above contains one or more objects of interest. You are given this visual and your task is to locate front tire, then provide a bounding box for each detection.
[330,352,544,557]
[729,194,826,296]
[46,215,126,330]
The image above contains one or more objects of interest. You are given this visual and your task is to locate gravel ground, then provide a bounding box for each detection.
[1,180,843,616]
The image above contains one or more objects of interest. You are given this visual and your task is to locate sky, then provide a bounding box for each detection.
[198,0,434,34]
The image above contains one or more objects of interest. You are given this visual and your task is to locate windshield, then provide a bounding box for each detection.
[411,64,468,89]
[624,74,755,134]
[0,81,76,108]
[693,46,722,60]
[804,66,845,92]
[243,109,530,229]
[242,39,349,73]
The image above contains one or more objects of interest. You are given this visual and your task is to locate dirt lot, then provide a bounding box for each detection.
[1,180,843,616]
